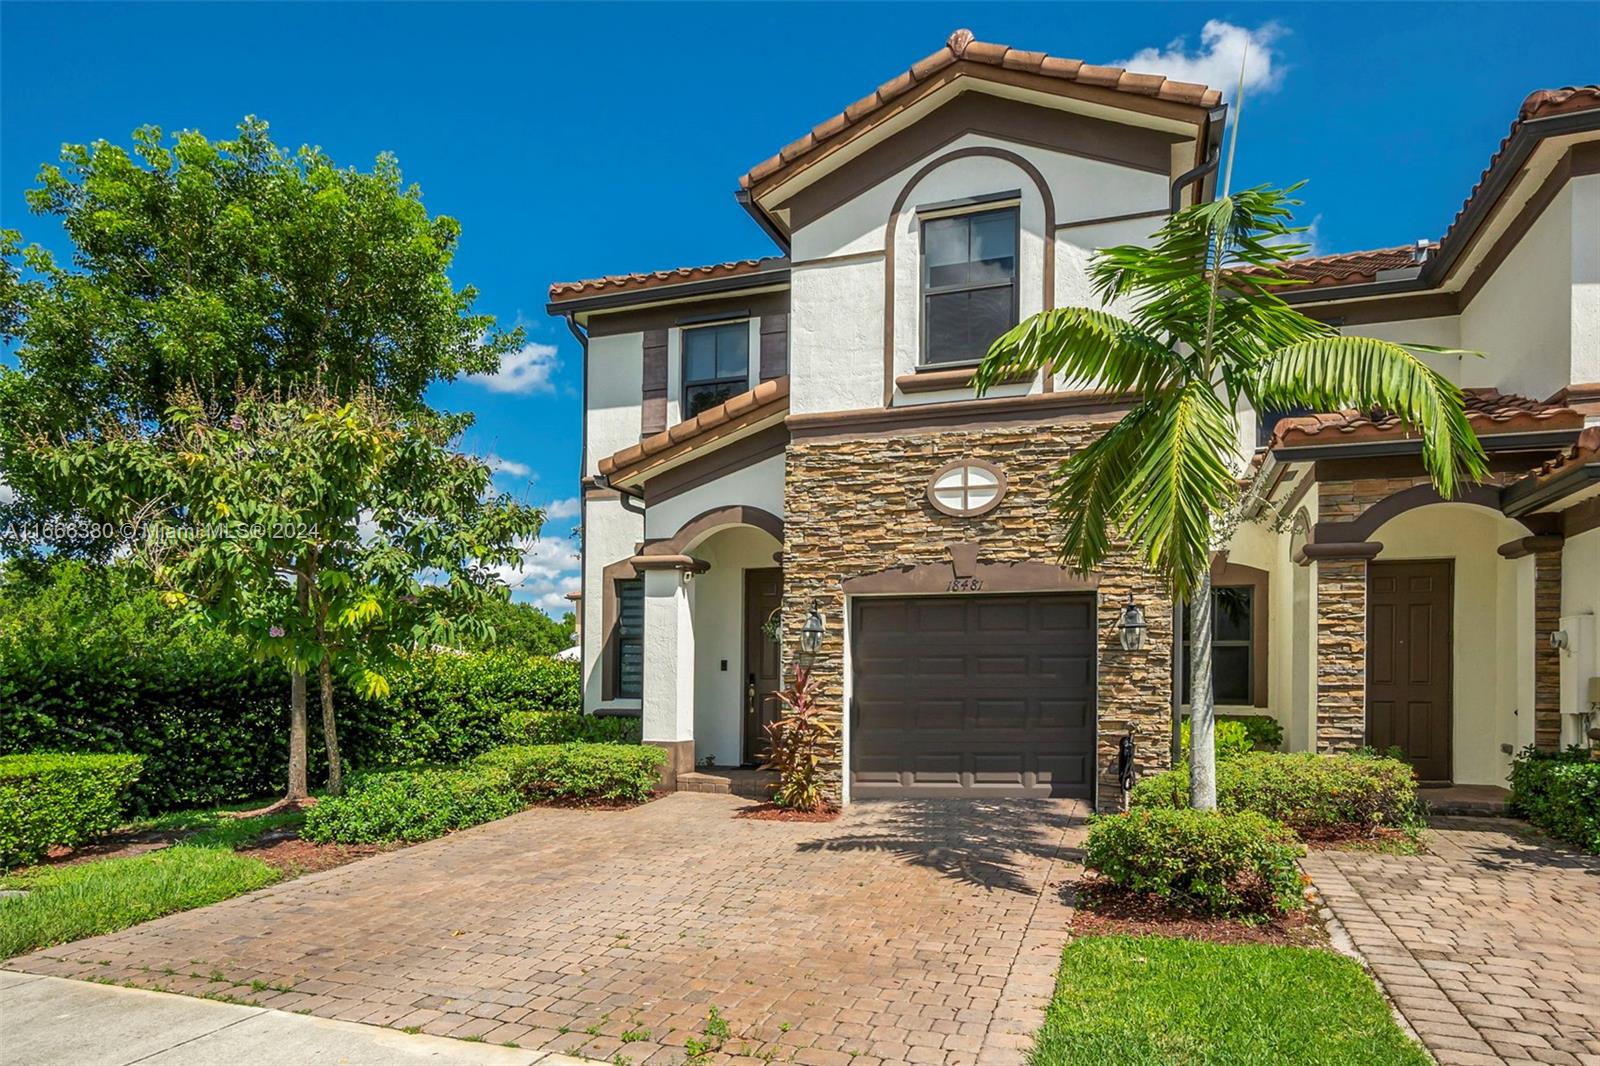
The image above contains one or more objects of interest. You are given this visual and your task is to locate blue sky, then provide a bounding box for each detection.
[3,2,1595,610]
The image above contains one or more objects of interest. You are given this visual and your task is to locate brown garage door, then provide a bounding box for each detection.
[850,594,1096,798]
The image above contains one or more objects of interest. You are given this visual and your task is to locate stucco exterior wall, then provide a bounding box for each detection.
[585,331,644,478]
[1460,184,1573,399]
[642,453,786,542]
[1571,173,1600,386]
[581,492,643,715]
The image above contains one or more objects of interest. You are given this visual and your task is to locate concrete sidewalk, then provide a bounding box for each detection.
[0,971,589,1066]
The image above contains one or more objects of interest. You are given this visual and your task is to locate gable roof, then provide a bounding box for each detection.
[598,376,790,484]
[737,28,1221,194]
[1273,84,1600,303]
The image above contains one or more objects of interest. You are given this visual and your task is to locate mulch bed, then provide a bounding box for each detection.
[1300,826,1421,853]
[733,802,840,822]
[1071,879,1328,948]
[42,830,183,867]
[238,829,390,876]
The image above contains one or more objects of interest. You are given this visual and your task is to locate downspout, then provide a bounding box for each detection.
[565,312,591,700]
[1169,104,1229,213]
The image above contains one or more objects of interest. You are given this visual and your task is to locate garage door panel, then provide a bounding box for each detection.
[851,593,1095,799]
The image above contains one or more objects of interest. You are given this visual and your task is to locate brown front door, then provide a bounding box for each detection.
[1367,560,1453,784]
[743,568,783,766]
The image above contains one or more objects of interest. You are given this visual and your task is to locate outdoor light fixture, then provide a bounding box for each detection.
[798,600,825,665]
[1117,592,1147,652]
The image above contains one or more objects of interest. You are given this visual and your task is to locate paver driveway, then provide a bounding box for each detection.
[8,794,1086,1065]
[1304,816,1600,1066]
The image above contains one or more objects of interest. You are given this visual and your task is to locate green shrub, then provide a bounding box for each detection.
[1508,746,1600,853]
[1131,751,1419,837]
[300,764,523,844]
[1180,719,1255,760]
[0,753,144,868]
[1223,714,1284,750]
[478,743,664,804]
[500,709,640,745]
[1084,808,1304,915]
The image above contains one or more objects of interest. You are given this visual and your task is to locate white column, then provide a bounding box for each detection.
[641,567,695,746]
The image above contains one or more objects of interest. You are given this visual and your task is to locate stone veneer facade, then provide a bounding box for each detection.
[782,417,1175,811]
[1313,471,1564,755]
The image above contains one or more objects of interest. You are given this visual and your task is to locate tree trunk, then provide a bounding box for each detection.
[286,666,309,801]
[1188,569,1218,810]
[318,655,342,797]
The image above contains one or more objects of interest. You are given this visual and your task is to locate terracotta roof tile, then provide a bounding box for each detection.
[738,28,1222,191]
[1525,424,1600,484]
[548,257,788,303]
[598,376,790,481]
[1246,244,1435,289]
[1270,388,1582,449]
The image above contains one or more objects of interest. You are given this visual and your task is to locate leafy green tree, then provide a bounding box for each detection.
[459,598,575,658]
[974,185,1485,809]
[0,117,519,553]
[31,386,542,799]
[0,118,527,802]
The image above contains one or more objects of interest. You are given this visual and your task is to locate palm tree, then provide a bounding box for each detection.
[972,184,1486,809]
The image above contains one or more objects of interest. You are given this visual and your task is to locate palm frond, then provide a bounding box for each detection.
[1257,336,1488,497]
[1049,401,1156,574]
[974,307,1179,397]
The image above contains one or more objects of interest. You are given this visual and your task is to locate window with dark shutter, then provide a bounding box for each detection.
[921,207,1018,365]
[616,578,644,699]
[681,321,749,419]
[1182,586,1254,705]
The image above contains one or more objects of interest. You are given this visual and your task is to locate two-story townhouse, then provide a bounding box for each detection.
[548,30,1600,810]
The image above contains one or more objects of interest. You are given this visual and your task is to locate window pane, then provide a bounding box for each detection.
[968,212,1016,284]
[924,286,1016,365]
[683,329,716,383]
[1213,645,1251,703]
[684,381,738,418]
[617,578,644,699]
[966,285,1013,350]
[1214,587,1252,642]
[715,323,749,379]
[924,216,969,288]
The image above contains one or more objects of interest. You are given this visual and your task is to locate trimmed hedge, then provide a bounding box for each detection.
[0,753,144,867]
[302,742,664,844]
[1508,746,1600,853]
[478,743,664,803]
[1085,808,1305,915]
[500,709,640,746]
[1131,751,1419,837]
[0,642,581,814]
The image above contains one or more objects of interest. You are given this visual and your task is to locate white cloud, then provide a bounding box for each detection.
[542,496,580,519]
[482,453,533,478]
[1118,21,1284,99]
[499,534,582,616]
[468,341,560,395]
[0,481,13,506]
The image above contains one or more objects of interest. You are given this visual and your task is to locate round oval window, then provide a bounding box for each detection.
[927,461,1006,517]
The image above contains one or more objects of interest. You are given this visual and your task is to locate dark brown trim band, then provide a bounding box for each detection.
[1297,541,1384,562]
[628,554,710,573]
[1055,207,1169,232]
[788,388,1135,442]
[1457,142,1600,306]
[882,146,1057,407]
[1317,482,1520,544]
[842,556,1100,596]
[893,365,1033,394]
[1497,534,1565,560]
[638,504,785,558]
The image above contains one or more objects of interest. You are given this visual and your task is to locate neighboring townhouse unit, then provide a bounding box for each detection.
[548,30,1600,809]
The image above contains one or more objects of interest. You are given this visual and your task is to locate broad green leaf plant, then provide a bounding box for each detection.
[973,185,1485,809]
[31,385,543,797]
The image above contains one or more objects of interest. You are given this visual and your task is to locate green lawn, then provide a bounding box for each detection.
[1032,935,1429,1066]
[1,844,279,959]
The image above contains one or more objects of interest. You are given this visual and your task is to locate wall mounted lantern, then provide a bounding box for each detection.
[798,600,825,666]
[1117,592,1148,652]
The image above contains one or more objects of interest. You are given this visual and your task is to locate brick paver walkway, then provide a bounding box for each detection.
[1304,817,1600,1066]
[8,794,1086,1065]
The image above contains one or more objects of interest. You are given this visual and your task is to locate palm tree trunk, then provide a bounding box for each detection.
[1188,569,1218,810]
